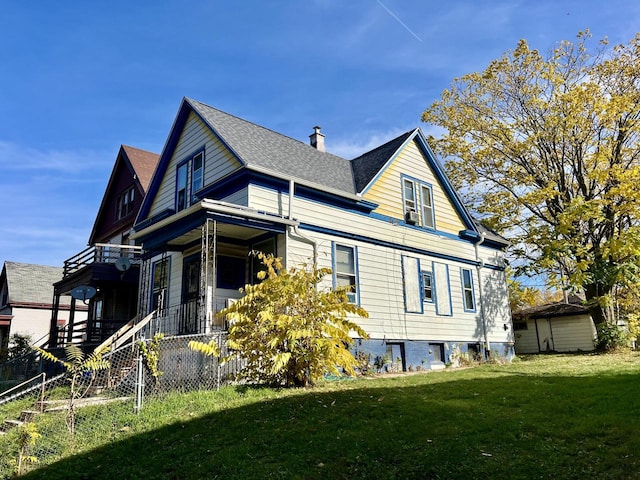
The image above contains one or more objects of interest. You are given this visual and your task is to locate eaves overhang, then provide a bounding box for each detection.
[131,199,299,251]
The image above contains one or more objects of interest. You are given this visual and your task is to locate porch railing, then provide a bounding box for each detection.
[55,318,131,347]
[63,243,142,277]
[145,298,232,338]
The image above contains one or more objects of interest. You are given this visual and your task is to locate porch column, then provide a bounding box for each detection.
[66,297,76,344]
[48,290,61,348]
[201,218,217,333]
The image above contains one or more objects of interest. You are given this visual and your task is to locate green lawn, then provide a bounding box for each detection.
[12,352,640,479]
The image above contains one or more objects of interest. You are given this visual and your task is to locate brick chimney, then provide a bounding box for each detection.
[309,126,325,152]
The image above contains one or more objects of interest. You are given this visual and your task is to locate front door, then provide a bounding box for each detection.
[181,256,200,334]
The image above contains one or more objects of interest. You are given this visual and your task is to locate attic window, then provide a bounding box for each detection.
[401,176,435,229]
[116,186,135,220]
[176,150,205,212]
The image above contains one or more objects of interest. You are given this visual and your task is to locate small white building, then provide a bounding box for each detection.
[0,262,87,355]
[513,303,597,354]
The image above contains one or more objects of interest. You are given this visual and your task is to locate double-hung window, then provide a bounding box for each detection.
[334,244,358,303]
[420,184,434,228]
[422,271,433,303]
[461,268,475,311]
[176,150,205,212]
[116,186,135,220]
[402,177,435,229]
[403,178,417,213]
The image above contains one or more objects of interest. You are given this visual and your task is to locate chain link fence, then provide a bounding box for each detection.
[0,332,242,478]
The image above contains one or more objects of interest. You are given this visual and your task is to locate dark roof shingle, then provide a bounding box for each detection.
[188,98,356,194]
[122,145,159,193]
[350,130,414,192]
[2,261,63,306]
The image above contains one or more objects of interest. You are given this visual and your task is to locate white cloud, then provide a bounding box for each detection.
[0,140,109,174]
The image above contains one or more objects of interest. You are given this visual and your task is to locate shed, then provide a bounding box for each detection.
[512,303,596,354]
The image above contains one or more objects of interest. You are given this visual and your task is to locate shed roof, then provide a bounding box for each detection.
[513,302,590,320]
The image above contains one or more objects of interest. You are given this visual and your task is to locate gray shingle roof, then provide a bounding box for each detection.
[188,98,357,194]
[351,130,414,192]
[2,261,63,306]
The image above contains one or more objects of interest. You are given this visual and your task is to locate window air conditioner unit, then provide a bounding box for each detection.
[405,210,419,225]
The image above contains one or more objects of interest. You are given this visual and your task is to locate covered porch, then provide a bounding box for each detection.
[133,199,298,337]
[48,244,141,348]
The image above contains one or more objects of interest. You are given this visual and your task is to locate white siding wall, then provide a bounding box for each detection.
[286,231,511,343]
[551,315,596,352]
[222,187,248,207]
[11,307,87,347]
[514,319,540,354]
[148,112,242,218]
[248,184,510,343]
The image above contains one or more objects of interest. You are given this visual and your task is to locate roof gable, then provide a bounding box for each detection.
[135,98,504,247]
[137,98,360,224]
[89,145,159,244]
[354,128,479,233]
[350,130,414,192]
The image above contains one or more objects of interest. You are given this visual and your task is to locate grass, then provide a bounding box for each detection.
[5,352,639,479]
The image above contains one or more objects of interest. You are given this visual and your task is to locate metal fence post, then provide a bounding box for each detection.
[135,354,144,413]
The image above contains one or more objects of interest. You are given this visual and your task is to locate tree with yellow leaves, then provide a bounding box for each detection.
[218,253,369,387]
[423,31,640,325]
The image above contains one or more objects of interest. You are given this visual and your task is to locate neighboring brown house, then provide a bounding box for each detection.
[0,261,86,357]
[48,146,159,348]
[512,302,596,354]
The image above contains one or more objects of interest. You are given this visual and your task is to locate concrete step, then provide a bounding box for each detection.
[2,419,24,432]
[19,410,40,422]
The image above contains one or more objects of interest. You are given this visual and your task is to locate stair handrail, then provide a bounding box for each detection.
[0,373,66,408]
[95,311,157,354]
[0,372,45,403]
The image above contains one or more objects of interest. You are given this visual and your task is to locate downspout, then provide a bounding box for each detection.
[474,233,489,358]
[288,179,318,264]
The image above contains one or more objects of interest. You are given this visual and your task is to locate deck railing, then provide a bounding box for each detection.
[63,243,142,277]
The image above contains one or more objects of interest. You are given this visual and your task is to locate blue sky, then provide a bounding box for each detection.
[1,0,639,269]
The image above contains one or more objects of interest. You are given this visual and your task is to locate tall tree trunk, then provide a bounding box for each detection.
[584,283,610,326]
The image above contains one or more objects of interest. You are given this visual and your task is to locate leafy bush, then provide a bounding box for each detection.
[219,253,369,387]
[596,322,628,352]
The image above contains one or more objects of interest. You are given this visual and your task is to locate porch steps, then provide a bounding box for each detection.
[0,409,41,434]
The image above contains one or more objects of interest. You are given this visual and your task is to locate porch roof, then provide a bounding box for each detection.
[131,199,298,251]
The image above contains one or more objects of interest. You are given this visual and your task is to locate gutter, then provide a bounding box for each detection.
[131,199,298,241]
[474,233,490,357]
[288,179,318,264]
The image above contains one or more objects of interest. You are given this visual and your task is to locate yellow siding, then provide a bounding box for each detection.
[148,112,242,217]
[362,139,466,236]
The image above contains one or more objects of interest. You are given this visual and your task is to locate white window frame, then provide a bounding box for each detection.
[421,271,433,303]
[403,178,417,213]
[461,268,476,312]
[420,184,434,229]
[333,243,359,304]
[175,149,205,212]
[116,185,135,220]
[401,176,436,229]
